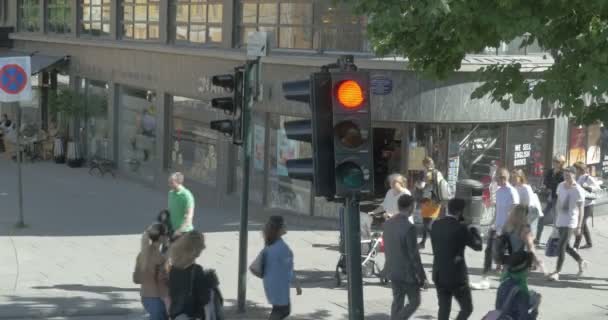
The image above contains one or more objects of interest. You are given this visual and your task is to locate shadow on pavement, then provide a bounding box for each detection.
[31,284,139,293]
[223,299,333,320]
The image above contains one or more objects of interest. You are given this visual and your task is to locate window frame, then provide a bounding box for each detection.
[46,0,72,34]
[18,0,41,32]
[172,0,224,46]
[79,0,112,38]
[120,0,161,41]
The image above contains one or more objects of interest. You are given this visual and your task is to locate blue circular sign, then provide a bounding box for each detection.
[0,64,28,94]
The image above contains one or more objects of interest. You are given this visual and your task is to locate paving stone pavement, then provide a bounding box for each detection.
[1,159,608,319]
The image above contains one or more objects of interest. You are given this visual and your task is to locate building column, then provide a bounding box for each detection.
[154,90,171,185]
[223,0,235,48]
[110,0,119,40]
[70,0,77,36]
[159,0,169,44]
[108,82,119,163]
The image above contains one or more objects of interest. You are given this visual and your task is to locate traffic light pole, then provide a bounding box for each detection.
[344,196,364,320]
[237,58,259,313]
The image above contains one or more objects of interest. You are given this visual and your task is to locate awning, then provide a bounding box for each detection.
[0,50,69,75]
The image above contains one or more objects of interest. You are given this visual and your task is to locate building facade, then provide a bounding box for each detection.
[1,1,604,220]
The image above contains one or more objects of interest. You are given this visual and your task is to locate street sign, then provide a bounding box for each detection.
[0,56,32,102]
[247,31,268,58]
[371,75,393,95]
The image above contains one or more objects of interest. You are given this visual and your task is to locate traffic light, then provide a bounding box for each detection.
[282,72,336,198]
[331,71,374,196]
[209,68,245,144]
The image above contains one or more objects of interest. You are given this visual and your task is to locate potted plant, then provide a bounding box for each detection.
[49,88,86,168]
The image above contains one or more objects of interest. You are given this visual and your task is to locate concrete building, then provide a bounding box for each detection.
[0,1,605,219]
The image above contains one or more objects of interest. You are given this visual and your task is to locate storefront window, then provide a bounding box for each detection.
[268,115,311,214]
[80,0,111,36]
[506,121,550,188]
[19,74,41,129]
[122,0,160,40]
[568,126,586,166]
[239,1,368,52]
[47,0,71,33]
[171,96,219,186]
[118,86,157,182]
[19,0,40,32]
[83,79,110,160]
[173,0,223,44]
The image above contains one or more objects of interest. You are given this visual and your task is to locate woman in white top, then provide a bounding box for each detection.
[573,162,601,249]
[511,169,543,239]
[368,173,412,222]
[547,167,589,281]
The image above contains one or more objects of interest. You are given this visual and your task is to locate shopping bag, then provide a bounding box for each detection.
[544,229,560,257]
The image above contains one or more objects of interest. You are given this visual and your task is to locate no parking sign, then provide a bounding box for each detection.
[0,56,32,102]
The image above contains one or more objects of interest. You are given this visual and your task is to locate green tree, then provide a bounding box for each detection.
[348,0,608,124]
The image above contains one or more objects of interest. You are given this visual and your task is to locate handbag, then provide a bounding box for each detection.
[249,248,265,278]
[174,267,197,320]
[544,229,560,257]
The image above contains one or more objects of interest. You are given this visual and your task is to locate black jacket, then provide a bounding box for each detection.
[430,216,482,288]
[544,168,564,198]
[383,214,426,285]
[169,264,220,319]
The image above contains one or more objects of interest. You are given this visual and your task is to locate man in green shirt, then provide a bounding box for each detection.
[168,172,195,236]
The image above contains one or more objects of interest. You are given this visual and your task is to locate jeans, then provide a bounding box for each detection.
[269,305,291,320]
[419,218,434,246]
[556,227,582,273]
[574,205,593,248]
[437,285,473,320]
[391,281,421,320]
[483,230,497,275]
[536,198,555,242]
[142,297,168,320]
[527,207,540,240]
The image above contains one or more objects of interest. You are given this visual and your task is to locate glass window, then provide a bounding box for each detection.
[173,0,223,44]
[19,0,40,32]
[82,79,110,160]
[267,115,311,214]
[47,0,71,33]
[239,1,368,52]
[171,96,219,186]
[79,0,111,36]
[122,0,160,40]
[118,86,157,182]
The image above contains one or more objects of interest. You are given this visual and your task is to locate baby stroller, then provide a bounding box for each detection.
[335,209,387,286]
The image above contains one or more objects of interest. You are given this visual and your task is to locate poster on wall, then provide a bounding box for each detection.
[276,126,298,177]
[507,124,547,187]
[586,124,601,166]
[254,124,265,171]
[447,156,460,194]
[569,126,586,166]
[601,126,608,180]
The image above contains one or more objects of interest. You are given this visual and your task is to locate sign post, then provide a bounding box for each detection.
[0,56,33,228]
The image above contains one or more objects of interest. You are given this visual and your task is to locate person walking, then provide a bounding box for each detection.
[133,223,170,320]
[168,172,195,238]
[536,155,566,245]
[261,216,302,320]
[495,204,543,320]
[168,231,220,320]
[573,162,601,249]
[383,194,427,320]
[547,167,590,281]
[416,157,446,249]
[430,198,482,320]
[472,168,519,290]
[511,169,543,239]
[368,173,412,222]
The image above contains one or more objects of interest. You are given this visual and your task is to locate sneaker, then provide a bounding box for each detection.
[547,273,560,281]
[579,244,593,250]
[577,260,590,276]
[471,278,491,290]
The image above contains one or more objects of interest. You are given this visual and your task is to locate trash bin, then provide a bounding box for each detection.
[455,179,484,225]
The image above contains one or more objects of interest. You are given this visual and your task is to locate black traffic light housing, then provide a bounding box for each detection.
[209,68,245,144]
[282,72,336,198]
[331,71,374,197]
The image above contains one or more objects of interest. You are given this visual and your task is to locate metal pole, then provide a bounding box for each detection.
[344,196,364,319]
[237,59,257,313]
[16,105,25,228]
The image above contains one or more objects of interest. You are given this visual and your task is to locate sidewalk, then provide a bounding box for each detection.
[1,159,608,319]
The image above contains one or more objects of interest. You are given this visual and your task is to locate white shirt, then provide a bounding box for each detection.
[381,188,413,223]
[555,182,585,228]
[515,184,543,217]
[577,174,601,206]
[495,183,520,234]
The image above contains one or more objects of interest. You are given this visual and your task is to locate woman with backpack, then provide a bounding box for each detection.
[168,231,222,320]
[261,216,302,320]
[511,169,543,240]
[133,223,170,320]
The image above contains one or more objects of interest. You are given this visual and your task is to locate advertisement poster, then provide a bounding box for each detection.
[601,127,608,179]
[276,127,298,177]
[507,124,547,186]
[447,156,460,194]
[586,124,601,165]
[569,126,586,166]
[253,124,265,171]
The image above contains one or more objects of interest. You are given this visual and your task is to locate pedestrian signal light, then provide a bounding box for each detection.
[336,80,364,109]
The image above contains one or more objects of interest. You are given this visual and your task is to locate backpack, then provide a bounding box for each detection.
[205,287,225,320]
[482,280,520,320]
[432,169,451,201]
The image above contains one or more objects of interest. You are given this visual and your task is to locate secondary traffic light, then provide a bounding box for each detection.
[331,71,374,196]
[209,68,245,144]
[282,72,335,198]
